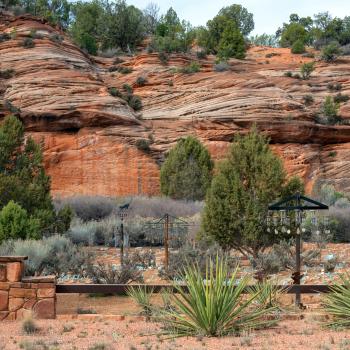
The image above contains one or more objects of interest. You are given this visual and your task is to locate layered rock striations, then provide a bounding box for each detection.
[1,12,350,196]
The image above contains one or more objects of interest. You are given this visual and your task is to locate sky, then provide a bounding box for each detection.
[127,0,350,35]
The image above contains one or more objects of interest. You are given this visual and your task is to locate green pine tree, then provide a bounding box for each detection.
[160,136,214,201]
[202,127,304,257]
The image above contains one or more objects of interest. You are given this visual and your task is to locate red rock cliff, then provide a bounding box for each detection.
[1,13,350,196]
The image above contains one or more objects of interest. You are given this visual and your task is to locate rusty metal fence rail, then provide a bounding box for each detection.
[56,284,333,295]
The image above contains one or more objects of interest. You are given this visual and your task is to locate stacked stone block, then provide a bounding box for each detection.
[0,257,56,320]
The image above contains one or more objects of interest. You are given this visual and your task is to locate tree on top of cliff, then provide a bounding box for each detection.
[201,127,304,258]
[217,20,246,60]
[197,4,252,58]
[70,0,146,53]
[160,136,214,201]
[217,4,254,37]
[150,7,195,53]
[0,115,69,238]
[9,0,71,29]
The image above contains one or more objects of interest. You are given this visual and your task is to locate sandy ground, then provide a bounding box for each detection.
[57,293,323,316]
[1,314,350,350]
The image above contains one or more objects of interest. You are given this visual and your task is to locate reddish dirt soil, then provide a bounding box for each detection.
[0,313,350,349]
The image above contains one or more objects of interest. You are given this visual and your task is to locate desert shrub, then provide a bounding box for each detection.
[130,249,156,268]
[108,66,119,72]
[97,48,121,58]
[341,44,350,56]
[196,50,207,59]
[252,241,295,275]
[127,286,154,316]
[265,52,281,58]
[136,76,147,86]
[327,82,342,91]
[108,87,122,98]
[118,66,133,74]
[158,52,169,65]
[284,71,293,78]
[303,94,314,105]
[324,255,337,273]
[4,100,20,115]
[328,207,350,243]
[113,57,124,64]
[49,34,63,43]
[128,197,203,218]
[0,69,15,79]
[159,241,238,280]
[128,95,142,111]
[29,30,43,40]
[22,315,38,334]
[0,201,41,243]
[68,216,117,246]
[77,308,97,314]
[177,62,201,74]
[86,260,143,284]
[213,61,230,72]
[0,235,93,276]
[322,42,342,62]
[334,93,350,104]
[300,62,315,80]
[53,205,73,235]
[135,139,150,152]
[302,52,315,58]
[160,256,277,337]
[22,37,35,49]
[314,184,344,206]
[291,39,305,54]
[0,33,11,43]
[323,273,350,328]
[316,96,341,125]
[293,73,301,79]
[122,84,133,94]
[59,195,203,222]
[55,195,115,221]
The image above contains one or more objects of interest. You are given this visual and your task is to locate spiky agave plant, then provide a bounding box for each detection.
[160,256,278,337]
[323,273,350,328]
[126,285,154,316]
[248,279,288,310]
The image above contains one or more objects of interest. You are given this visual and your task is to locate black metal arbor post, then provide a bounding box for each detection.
[117,203,130,266]
[268,193,328,307]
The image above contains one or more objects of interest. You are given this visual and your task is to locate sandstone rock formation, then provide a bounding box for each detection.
[1,12,350,196]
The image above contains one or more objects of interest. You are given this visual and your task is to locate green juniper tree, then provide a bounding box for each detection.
[202,127,304,258]
[160,136,214,201]
[0,115,66,239]
[217,20,246,60]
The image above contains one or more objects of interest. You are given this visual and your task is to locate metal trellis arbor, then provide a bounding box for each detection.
[268,193,328,307]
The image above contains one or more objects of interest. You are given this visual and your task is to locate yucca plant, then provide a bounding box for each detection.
[160,256,277,337]
[126,286,154,316]
[323,273,350,328]
[248,279,288,310]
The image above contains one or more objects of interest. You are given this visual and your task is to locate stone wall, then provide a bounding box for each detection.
[0,256,56,321]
